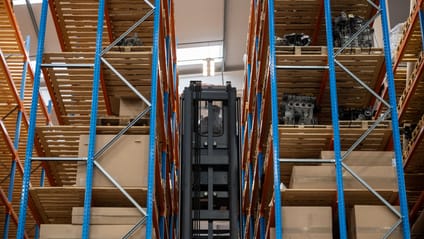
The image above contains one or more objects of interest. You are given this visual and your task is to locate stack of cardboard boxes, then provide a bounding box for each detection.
[40,207,148,238]
[290,151,397,191]
[41,98,151,238]
[76,134,149,188]
[270,151,402,238]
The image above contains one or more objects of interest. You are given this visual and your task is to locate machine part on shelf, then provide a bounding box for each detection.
[402,124,416,141]
[275,33,311,46]
[333,12,374,48]
[401,123,416,151]
[338,106,374,121]
[180,81,240,239]
[279,94,317,125]
[117,33,143,46]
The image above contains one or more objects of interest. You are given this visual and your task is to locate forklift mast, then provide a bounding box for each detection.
[180,81,241,238]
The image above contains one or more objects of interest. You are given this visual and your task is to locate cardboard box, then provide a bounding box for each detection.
[351,205,402,239]
[119,97,147,117]
[77,134,149,187]
[290,165,397,190]
[270,206,333,239]
[72,207,142,225]
[320,151,394,166]
[40,224,151,239]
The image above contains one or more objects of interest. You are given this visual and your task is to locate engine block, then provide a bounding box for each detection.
[279,94,317,125]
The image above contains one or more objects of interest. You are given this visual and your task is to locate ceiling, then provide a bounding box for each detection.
[13,0,250,74]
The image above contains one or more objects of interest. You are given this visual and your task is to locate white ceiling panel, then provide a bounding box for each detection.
[175,0,224,44]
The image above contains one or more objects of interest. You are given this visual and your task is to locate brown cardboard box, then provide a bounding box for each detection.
[290,165,397,190]
[321,151,394,166]
[119,97,148,117]
[72,207,142,225]
[40,224,151,239]
[269,206,333,239]
[77,134,149,187]
[351,205,402,239]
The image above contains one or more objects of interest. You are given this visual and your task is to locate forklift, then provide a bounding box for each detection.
[180,81,241,238]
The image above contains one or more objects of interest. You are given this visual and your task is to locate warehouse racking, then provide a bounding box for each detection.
[0,0,52,237]
[1,0,424,238]
[389,0,424,230]
[241,0,414,238]
[4,0,179,238]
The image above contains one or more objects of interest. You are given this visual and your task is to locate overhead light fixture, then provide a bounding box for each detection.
[202,58,215,77]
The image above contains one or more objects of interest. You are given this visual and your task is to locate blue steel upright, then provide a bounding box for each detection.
[419,10,424,50]
[81,0,106,237]
[323,0,348,238]
[17,1,49,237]
[380,0,411,237]
[3,35,30,239]
[267,0,283,238]
[146,0,161,236]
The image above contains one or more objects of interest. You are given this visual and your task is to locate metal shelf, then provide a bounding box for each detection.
[242,0,411,238]
[12,0,179,238]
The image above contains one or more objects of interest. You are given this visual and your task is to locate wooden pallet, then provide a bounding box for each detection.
[43,52,108,125]
[278,121,392,158]
[277,121,392,182]
[102,49,153,99]
[274,0,377,45]
[394,63,407,99]
[398,52,424,123]
[275,47,385,124]
[107,0,154,46]
[403,114,424,174]
[394,0,423,63]
[29,187,147,224]
[36,125,150,186]
[49,0,110,51]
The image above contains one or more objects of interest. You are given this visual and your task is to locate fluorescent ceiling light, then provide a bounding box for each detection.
[177,45,223,66]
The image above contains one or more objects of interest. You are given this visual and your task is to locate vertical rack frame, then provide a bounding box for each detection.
[243,0,412,238]
[16,0,179,238]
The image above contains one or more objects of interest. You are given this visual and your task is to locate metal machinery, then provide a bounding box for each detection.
[279,94,318,125]
[180,81,240,238]
[333,12,374,48]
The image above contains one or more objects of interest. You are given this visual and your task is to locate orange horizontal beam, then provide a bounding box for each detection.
[403,119,424,169]
[1,50,56,186]
[4,0,51,125]
[0,120,25,175]
[398,55,424,120]
[375,0,423,116]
